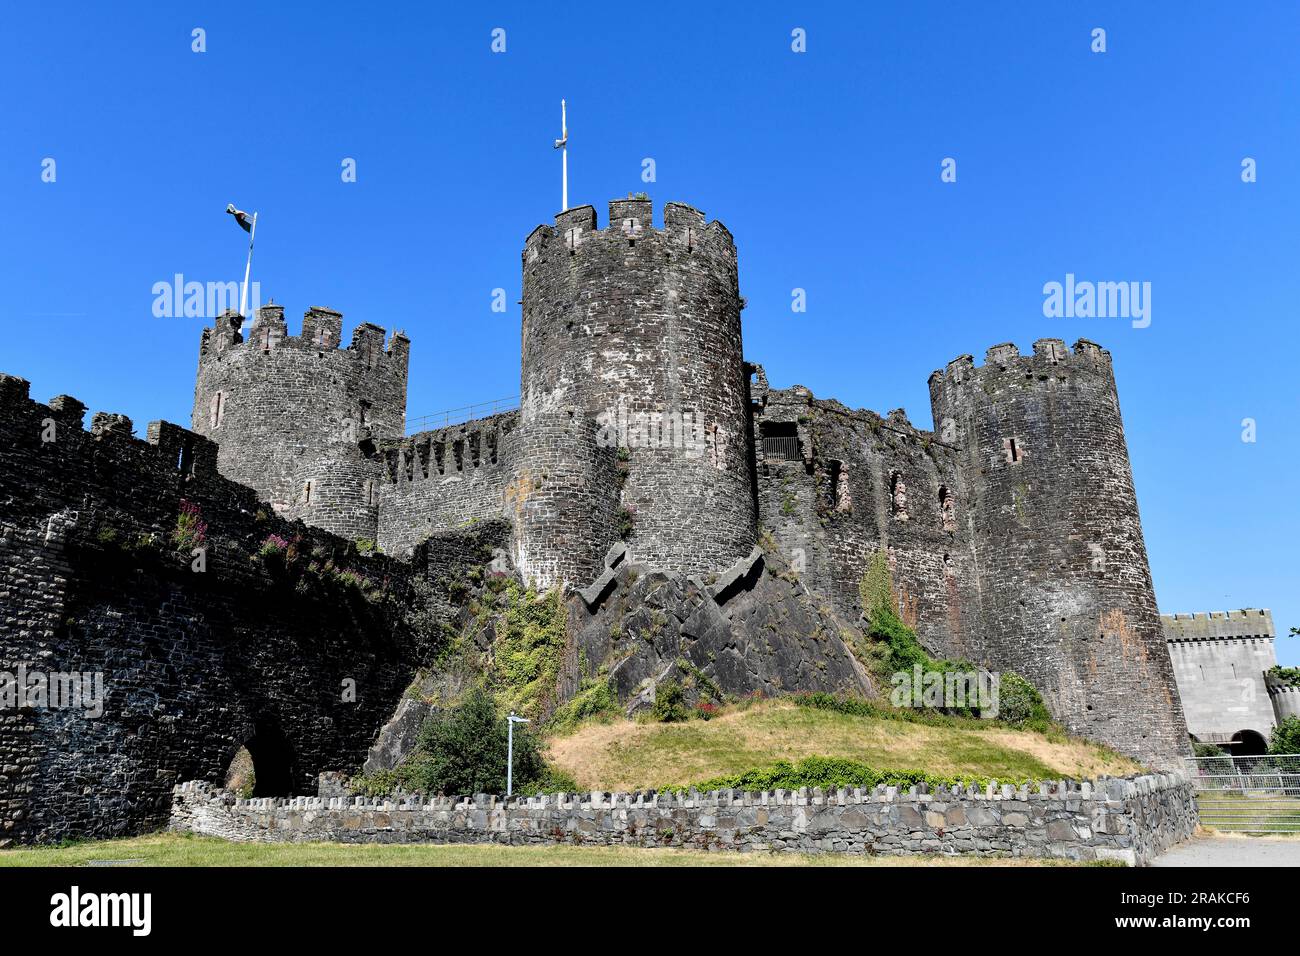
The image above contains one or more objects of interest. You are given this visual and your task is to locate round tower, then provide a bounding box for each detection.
[504,406,620,590]
[928,338,1190,768]
[192,304,408,542]
[520,199,756,577]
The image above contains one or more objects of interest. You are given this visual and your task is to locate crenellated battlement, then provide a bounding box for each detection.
[191,303,409,540]
[928,338,1113,390]
[378,410,519,485]
[0,371,233,491]
[1161,608,1276,642]
[522,198,737,271]
[198,305,409,375]
[168,772,1197,864]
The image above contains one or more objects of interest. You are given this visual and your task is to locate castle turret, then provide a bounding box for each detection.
[505,406,619,590]
[929,338,1190,767]
[519,199,756,579]
[192,304,408,542]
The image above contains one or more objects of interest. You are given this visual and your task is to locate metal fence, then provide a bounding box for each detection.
[406,396,519,435]
[1185,753,1300,834]
[762,435,802,462]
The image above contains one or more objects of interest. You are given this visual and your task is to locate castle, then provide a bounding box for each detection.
[0,197,1190,845]
[1163,609,1299,753]
[190,196,1189,759]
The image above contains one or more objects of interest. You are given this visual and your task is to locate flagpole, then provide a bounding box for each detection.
[239,212,258,318]
[560,100,568,211]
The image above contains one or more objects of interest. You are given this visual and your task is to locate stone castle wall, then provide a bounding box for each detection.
[1163,609,1281,746]
[0,196,1200,850]
[191,304,408,542]
[375,411,519,557]
[520,200,756,579]
[507,408,620,590]
[751,375,981,660]
[0,373,482,845]
[170,772,1197,866]
[929,340,1189,768]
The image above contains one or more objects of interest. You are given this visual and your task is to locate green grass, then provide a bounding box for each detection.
[0,832,1113,867]
[546,699,1140,792]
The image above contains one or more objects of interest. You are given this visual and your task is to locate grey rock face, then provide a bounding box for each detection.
[563,551,874,711]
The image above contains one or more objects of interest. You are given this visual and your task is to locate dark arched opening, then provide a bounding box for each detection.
[1229,729,1268,756]
[242,718,298,797]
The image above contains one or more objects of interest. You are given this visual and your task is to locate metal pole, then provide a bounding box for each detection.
[506,712,531,798]
[560,100,568,211]
[240,212,258,318]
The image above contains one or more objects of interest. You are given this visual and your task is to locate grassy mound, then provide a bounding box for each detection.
[544,699,1140,792]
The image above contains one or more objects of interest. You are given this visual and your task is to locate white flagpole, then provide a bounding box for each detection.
[560,100,568,211]
[239,212,258,318]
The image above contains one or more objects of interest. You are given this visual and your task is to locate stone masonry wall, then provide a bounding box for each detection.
[191,304,408,542]
[752,377,981,661]
[520,200,756,579]
[1163,610,1278,746]
[929,339,1190,769]
[170,772,1197,866]
[375,411,519,557]
[0,372,422,845]
[506,409,620,590]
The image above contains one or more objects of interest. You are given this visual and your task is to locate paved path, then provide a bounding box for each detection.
[1151,836,1300,866]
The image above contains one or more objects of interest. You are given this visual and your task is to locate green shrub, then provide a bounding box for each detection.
[548,677,618,731]
[172,500,207,554]
[615,505,636,540]
[1192,740,1228,758]
[489,580,567,718]
[350,769,402,797]
[514,765,580,797]
[401,687,546,796]
[1270,716,1300,755]
[995,672,1051,730]
[651,679,689,723]
[1267,665,1300,689]
[858,549,897,628]
[667,756,1028,795]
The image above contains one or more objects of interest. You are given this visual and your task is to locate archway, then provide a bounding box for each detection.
[239,718,298,797]
[1229,729,1268,756]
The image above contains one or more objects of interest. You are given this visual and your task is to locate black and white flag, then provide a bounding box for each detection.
[226,204,255,233]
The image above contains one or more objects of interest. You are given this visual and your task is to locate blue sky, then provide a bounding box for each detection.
[2,2,1296,661]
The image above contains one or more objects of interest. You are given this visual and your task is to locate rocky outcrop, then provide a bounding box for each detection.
[563,545,875,713]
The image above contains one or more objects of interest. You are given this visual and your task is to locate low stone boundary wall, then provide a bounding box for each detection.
[170,772,1197,865]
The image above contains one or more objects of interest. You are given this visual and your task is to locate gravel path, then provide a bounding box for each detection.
[1151,836,1300,866]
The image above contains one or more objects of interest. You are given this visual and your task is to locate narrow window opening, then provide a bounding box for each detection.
[890,471,908,521]
[939,485,956,532]
[827,459,851,512]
